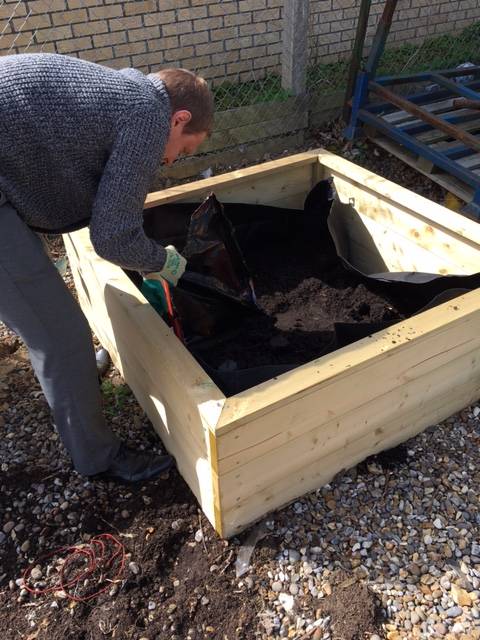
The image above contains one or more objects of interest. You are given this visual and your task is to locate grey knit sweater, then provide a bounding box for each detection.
[0,53,171,272]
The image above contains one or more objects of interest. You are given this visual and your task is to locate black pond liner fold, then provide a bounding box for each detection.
[130,180,480,396]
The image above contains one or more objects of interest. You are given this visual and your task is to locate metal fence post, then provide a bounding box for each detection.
[282,0,310,95]
[343,0,372,123]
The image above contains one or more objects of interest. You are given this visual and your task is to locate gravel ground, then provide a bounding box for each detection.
[1,123,480,640]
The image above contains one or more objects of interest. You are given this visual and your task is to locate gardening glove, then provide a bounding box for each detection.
[144,245,186,287]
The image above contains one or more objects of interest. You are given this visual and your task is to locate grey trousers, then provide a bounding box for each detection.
[0,193,120,475]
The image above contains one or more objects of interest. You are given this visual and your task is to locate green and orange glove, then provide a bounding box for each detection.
[144,245,187,287]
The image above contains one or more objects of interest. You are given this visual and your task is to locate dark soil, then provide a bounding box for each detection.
[0,334,20,359]
[193,228,402,371]
[0,466,258,640]
[314,571,383,640]
[359,442,410,473]
[0,458,381,640]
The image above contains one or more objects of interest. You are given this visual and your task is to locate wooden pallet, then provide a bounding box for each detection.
[372,136,475,204]
[65,150,480,538]
[371,95,480,206]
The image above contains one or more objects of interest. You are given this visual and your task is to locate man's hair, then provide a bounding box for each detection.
[155,68,214,135]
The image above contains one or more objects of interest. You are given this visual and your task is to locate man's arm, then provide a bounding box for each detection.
[89,103,170,272]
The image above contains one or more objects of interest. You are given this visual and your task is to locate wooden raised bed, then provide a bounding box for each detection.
[64,149,480,538]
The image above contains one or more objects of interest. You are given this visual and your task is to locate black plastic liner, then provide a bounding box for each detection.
[142,196,260,338]
[181,194,254,304]
[133,181,480,395]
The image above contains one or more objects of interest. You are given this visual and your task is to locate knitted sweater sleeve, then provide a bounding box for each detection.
[88,103,168,272]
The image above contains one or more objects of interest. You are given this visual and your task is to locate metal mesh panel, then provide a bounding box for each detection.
[0,0,56,54]
[377,18,480,77]
[0,0,31,53]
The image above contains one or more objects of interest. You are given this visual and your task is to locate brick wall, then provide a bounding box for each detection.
[309,0,480,64]
[0,0,476,85]
[0,0,284,84]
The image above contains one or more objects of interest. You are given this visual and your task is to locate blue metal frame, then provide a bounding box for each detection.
[345,67,480,219]
[344,71,370,140]
[357,109,480,189]
[365,80,480,116]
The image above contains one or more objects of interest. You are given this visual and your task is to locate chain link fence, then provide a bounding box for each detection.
[1,0,479,178]
[378,14,480,78]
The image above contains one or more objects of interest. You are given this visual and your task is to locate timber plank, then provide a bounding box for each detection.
[330,189,480,273]
[416,117,480,145]
[158,132,305,182]
[317,149,480,244]
[382,97,457,125]
[145,151,320,208]
[218,325,480,481]
[457,153,480,170]
[213,96,305,131]
[200,111,308,154]
[64,230,225,530]
[372,136,474,204]
[221,374,480,534]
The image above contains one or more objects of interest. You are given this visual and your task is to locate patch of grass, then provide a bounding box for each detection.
[211,21,480,109]
[101,380,131,416]
[307,21,480,94]
[213,74,292,110]
[306,59,351,94]
[378,22,480,76]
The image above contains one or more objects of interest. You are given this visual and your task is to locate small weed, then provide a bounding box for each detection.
[101,380,131,416]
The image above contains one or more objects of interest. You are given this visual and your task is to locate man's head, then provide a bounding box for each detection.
[154,68,214,165]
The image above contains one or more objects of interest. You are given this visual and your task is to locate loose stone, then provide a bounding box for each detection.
[287,549,300,563]
[440,576,451,590]
[445,605,463,618]
[3,522,15,534]
[30,567,42,581]
[451,584,472,606]
[433,623,447,636]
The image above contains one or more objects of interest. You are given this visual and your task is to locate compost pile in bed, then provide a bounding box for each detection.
[138,185,480,395]
[137,186,407,391]
[192,234,403,370]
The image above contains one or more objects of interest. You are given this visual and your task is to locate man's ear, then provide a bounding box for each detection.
[171,109,192,128]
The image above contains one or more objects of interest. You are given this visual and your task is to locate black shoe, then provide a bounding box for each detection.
[99,445,174,483]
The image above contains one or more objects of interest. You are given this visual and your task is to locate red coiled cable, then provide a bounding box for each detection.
[22,533,126,602]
